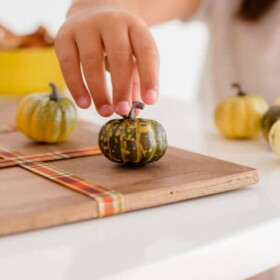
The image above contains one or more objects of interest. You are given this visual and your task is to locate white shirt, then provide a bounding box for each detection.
[196,0,280,104]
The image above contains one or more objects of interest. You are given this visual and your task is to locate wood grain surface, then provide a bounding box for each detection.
[0,98,258,236]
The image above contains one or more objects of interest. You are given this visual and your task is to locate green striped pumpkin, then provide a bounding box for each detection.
[98,102,167,166]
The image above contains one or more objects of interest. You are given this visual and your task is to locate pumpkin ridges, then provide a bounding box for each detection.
[30,98,46,142]
[135,119,142,164]
[32,97,57,142]
[44,99,56,142]
[157,122,167,161]
[246,96,267,137]
[42,100,59,142]
[122,119,138,164]
[16,94,41,137]
[108,120,123,163]
[225,100,234,138]
[57,100,67,142]
[105,120,114,161]
[144,121,157,163]
[243,97,250,136]
[226,99,235,138]
[150,121,167,162]
[245,97,253,136]
[120,119,127,164]
[147,121,158,162]
[116,120,125,163]
[105,120,113,159]
[138,119,154,164]
[237,97,247,137]
[138,120,147,163]
[230,98,238,137]
[27,97,47,140]
[56,99,77,142]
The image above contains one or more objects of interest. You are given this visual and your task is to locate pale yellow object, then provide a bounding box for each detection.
[274,97,280,106]
[214,94,268,139]
[269,120,280,157]
[0,47,64,95]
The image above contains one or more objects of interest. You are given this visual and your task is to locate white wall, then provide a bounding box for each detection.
[1,0,208,101]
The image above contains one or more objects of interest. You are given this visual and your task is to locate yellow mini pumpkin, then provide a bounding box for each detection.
[214,83,268,139]
[269,119,280,158]
[16,83,77,143]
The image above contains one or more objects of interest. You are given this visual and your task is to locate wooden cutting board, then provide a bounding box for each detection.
[0,98,258,236]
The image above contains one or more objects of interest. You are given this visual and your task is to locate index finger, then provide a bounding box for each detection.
[55,32,91,108]
[129,22,159,105]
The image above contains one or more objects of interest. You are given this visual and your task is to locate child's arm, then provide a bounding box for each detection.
[55,0,201,116]
[69,0,201,25]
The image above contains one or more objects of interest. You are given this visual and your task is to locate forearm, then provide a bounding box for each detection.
[69,0,201,25]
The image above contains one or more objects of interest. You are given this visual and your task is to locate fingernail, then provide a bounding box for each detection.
[78,96,89,108]
[116,101,130,115]
[145,90,158,103]
[100,104,113,116]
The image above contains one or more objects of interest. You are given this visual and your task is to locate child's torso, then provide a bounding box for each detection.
[198,0,280,103]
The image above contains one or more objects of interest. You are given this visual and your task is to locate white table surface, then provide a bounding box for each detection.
[1,98,280,280]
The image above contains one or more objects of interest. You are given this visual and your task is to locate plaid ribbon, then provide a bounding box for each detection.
[0,145,124,217]
[0,124,17,134]
[0,146,101,168]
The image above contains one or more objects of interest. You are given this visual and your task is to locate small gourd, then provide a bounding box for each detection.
[98,102,167,166]
[261,106,280,140]
[16,82,77,143]
[269,120,280,157]
[214,83,268,139]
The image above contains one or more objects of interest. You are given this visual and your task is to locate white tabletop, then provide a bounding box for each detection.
[1,98,280,280]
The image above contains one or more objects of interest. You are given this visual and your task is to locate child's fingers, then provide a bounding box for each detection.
[55,32,91,108]
[102,24,134,116]
[132,64,142,116]
[76,31,113,117]
[132,63,141,102]
[129,23,159,105]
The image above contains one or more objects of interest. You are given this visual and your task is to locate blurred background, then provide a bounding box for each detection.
[1,0,208,101]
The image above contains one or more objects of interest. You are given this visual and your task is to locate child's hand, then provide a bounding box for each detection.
[55,3,159,117]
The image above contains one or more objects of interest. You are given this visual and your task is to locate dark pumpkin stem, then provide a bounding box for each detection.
[124,101,145,119]
[49,82,62,100]
[232,82,246,96]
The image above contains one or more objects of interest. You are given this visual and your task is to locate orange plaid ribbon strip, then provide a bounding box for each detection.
[0,145,124,217]
[0,146,101,168]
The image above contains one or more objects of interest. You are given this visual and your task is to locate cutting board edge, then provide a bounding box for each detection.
[122,169,259,212]
[0,169,258,237]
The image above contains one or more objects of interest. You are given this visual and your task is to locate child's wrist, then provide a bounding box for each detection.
[67,0,121,18]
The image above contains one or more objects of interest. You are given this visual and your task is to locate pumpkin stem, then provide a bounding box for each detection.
[232,82,246,96]
[49,82,62,100]
[124,101,145,119]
